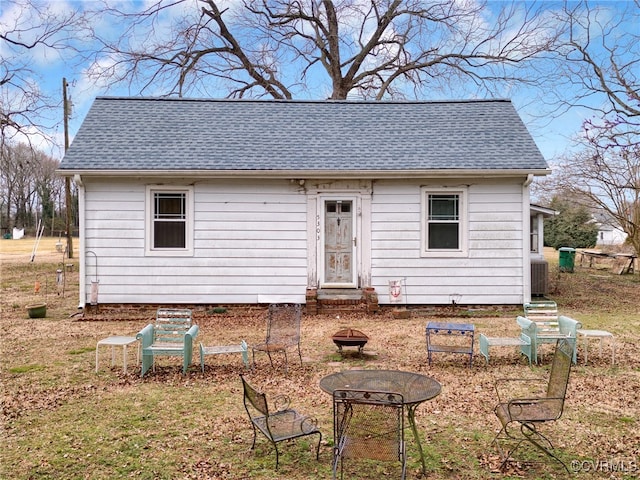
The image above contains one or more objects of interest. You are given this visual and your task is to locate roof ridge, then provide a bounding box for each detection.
[94,96,512,105]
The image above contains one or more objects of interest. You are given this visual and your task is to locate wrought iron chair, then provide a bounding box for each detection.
[252,303,302,373]
[240,375,322,469]
[332,389,406,480]
[491,338,574,473]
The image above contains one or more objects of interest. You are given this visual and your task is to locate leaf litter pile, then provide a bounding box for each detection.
[1,247,639,479]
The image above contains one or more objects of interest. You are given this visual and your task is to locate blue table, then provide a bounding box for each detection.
[426,321,475,367]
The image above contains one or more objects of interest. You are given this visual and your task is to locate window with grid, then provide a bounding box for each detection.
[153,192,186,248]
[146,186,193,255]
[422,188,467,256]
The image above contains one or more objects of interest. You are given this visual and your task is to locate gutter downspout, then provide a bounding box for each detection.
[522,174,534,303]
[523,174,534,188]
[74,174,86,309]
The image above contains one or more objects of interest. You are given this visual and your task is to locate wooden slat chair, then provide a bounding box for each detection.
[332,389,406,480]
[252,303,302,373]
[491,338,574,473]
[240,375,322,470]
[521,302,581,364]
[136,308,198,376]
[524,301,561,336]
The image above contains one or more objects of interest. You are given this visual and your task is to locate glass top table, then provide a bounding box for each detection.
[319,369,441,404]
[319,369,442,474]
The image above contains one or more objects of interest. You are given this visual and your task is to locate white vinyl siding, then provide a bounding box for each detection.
[371,179,525,305]
[79,176,528,307]
[82,178,307,305]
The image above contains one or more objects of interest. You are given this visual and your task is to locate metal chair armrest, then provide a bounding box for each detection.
[506,396,565,422]
[272,394,291,412]
[136,324,154,347]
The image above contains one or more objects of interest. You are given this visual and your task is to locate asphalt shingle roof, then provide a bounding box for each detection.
[59,97,548,174]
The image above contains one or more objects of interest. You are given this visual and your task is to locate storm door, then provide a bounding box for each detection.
[323,200,355,285]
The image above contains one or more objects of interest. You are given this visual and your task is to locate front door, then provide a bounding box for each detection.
[323,200,354,285]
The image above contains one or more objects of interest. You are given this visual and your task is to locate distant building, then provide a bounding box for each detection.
[594,212,628,246]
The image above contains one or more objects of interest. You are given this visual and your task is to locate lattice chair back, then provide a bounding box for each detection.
[266,303,302,347]
[153,308,193,344]
[332,389,406,480]
[252,303,303,372]
[545,338,574,416]
[242,375,270,418]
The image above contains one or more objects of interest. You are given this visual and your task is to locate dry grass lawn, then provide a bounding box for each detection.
[1,237,639,479]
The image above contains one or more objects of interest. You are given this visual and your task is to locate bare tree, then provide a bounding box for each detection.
[1,0,87,148]
[544,1,639,147]
[86,0,566,100]
[1,143,38,230]
[1,142,65,233]
[556,138,639,255]
[532,1,639,255]
[533,1,639,254]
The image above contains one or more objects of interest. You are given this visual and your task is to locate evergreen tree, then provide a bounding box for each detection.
[544,196,598,249]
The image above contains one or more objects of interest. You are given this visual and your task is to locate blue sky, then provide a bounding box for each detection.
[2,0,636,164]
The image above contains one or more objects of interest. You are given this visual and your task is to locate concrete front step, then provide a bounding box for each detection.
[317,288,364,301]
[307,288,379,315]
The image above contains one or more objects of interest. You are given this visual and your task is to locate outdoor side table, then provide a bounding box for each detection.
[199,341,249,372]
[577,329,615,365]
[426,321,475,367]
[96,336,139,374]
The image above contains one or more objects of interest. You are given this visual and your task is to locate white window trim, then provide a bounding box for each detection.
[420,186,468,258]
[145,185,194,257]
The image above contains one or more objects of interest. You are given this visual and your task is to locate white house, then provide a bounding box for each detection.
[594,212,628,246]
[58,97,551,309]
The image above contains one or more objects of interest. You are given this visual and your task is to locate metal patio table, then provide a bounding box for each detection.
[319,369,442,474]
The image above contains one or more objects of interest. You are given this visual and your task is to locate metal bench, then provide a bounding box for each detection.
[200,340,249,372]
[479,319,532,365]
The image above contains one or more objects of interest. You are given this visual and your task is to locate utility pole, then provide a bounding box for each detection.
[63,78,73,259]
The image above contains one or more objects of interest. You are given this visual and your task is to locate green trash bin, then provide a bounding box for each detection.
[559,247,576,273]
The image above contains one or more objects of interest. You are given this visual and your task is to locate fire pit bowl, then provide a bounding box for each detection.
[332,328,369,354]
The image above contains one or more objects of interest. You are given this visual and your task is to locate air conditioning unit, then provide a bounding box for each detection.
[531,259,549,296]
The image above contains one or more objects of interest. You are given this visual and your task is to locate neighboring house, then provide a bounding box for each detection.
[58,97,550,309]
[594,212,628,246]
